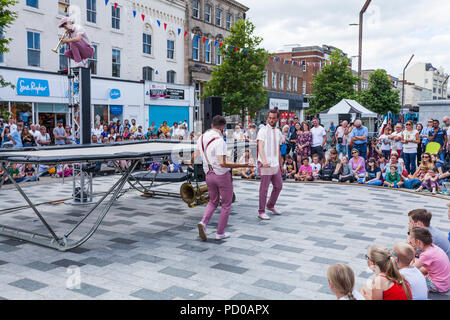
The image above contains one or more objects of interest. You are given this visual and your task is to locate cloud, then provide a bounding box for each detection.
[240,0,450,77]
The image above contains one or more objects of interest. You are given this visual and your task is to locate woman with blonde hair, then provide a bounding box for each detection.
[327,264,365,300]
[360,245,412,300]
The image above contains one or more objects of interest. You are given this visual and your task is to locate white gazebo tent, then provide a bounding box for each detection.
[319,99,378,135]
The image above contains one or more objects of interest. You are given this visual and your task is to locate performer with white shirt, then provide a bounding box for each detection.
[196,116,253,241]
[257,110,284,220]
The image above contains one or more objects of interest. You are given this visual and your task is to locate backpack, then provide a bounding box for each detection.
[321,164,334,181]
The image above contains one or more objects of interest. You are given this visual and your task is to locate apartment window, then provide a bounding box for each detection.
[193,35,199,61]
[193,0,200,18]
[216,9,222,27]
[26,0,38,8]
[263,71,268,88]
[88,44,98,75]
[293,77,298,92]
[279,74,284,90]
[58,0,70,16]
[143,67,153,81]
[205,4,211,23]
[59,44,68,70]
[226,13,232,29]
[433,87,436,93]
[302,81,307,94]
[438,88,441,94]
[143,33,152,54]
[204,39,211,63]
[112,5,120,30]
[27,31,40,67]
[112,48,120,77]
[215,46,222,65]
[286,75,291,91]
[272,72,276,88]
[167,40,175,59]
[167,70,176,84]
[87,0,96,23]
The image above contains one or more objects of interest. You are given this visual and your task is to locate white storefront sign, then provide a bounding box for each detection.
[269,98,289,111]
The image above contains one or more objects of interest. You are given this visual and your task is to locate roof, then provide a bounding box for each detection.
[320,99,377,117]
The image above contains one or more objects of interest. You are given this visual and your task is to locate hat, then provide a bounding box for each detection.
[58,17,70,28]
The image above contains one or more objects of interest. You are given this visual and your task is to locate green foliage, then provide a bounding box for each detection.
[0,0,18,88]
[308,50,359,115]
[1,109,10,120]
[356,69,401,115]
[203,19,268,124]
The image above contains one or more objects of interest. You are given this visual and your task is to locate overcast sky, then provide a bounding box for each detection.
[240,0,450,78]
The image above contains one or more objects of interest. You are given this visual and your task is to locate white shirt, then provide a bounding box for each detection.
[92,127,102,137]
[310,126,326,147]
[8,124,17,133]
[391,131,403,151]
[232,131,245,142]
[197,130,229,175]
[402,129,419,153]
[31,130,40,139]
[339,290,365,300]
[256,125,282,168]
[35,132,50,146]
[379,134,392,151]
[399,267,428,300]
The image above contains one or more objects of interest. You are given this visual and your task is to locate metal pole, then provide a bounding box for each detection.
[402,54,415,106]
[442,75,449,99]
[358,0,372,92]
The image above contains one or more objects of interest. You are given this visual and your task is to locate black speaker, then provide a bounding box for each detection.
[203,96,223,132]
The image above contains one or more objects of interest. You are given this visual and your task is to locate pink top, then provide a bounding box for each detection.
[299,165,312,175]
[350,156,366,174]
[419,244,450,292]
[69,24,93,47]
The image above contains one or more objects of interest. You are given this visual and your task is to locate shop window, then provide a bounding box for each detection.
[110,105,123,123]
[94,105,109,125]
[11,102,32,126]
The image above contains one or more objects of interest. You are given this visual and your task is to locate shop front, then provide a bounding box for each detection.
[145,81,195,132]
[257,91,304,125]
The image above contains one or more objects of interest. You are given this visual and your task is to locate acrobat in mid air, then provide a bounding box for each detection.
[56,17,94,68]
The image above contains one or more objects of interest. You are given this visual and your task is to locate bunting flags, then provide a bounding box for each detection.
[105,0,109,5]
[164,23,167,30]
[114,2,118,10]
[178,28,181,36]
[141,14,145,21]
[133,10,136,18]
[157,20,161,27]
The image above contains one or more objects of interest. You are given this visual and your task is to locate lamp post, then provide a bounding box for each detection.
[402,54,414,107]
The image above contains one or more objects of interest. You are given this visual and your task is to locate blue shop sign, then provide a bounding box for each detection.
[16,78,50,97]
[110,89,121,99]
[110,105,123,116]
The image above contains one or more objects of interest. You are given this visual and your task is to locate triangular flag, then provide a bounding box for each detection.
[219,42,223,48]
[114,2,118,10]
[191,33,195,40]
[178,28,181,36]
[234,46,239,52]
[214,41,218,47]
[229,45,234,52]
[164,23,167,31]
[202,37,206,43]
[244,49,248,54]
[184,31,188,38]
[157,20,161,27]
[105,0,109,5]
[141,14,145,21]
[133,10,136,18]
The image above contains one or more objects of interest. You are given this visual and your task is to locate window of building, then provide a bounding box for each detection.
[263,71,268,88]
[193,35,199,61]
[215,45,222,65]
[112,48,120,77]
[143,67,153,81]
[88,44,98,75]
[26,0,38,8]
[193,0,200,18]
[143,33,152,54]
[204,39,211,63]
[112,5,120,30]
[287,75,291,91]
[27,31,40,67]
[205,4,211,23]
[59,44,68,70]
[279,74,284,90]
[216,9,222,27]
[272,72,276,88]
[87,0,96,23]
[226,13,232,29]
[167,39,175,60]
[433,87,436,93]
[293,77,298,92]
[58,0,70,16]
[438,88,441,94]
[302,81,307,94]
[167,70,176,84]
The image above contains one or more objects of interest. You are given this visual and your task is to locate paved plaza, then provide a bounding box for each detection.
[0,176,449,300]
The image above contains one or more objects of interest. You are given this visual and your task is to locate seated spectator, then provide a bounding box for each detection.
[123,126,131,140]
[393,242,428,300]
[377,153,387,172]
[310,154,322,180]
[145,128,153,140]
[21,127,34,147]
[407,209,449,260]
[360,245,412,300]
[327,264,365,300]
[115,136,123,142]
[57,164,73,177]
[7,163,24,183]
[284,154,297,179]
[1,126,13,148]
[383,153,405,180]
[431,153,446,177]
[35,126,50,147]
[367,137,382,163]
[404,164,427,190]
[100,125,109,139]
[108,136,115,143]
[102,137,108,144]
[410,227,450,294]
[135,126,145,139]
[349,149,366,180]
[91,135,99,144]
[334,155,355,183]
[416,166,440,194]
[108,127,116,140]
[358,157,382,186]
[383,164,404,188]
[322,149,340,181]
[23,163,37,182]
[295,157,312,181]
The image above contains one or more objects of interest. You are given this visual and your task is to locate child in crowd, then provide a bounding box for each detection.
[384,164,404,188]
[416,166,440,194]
[284,155,297,179]
[410,227,450,294]
[310,154,321,180]
[360,245,412,300]
[334,155,355,183]
[379,127,393,160]
[358,157,382,186]
[327,264,365,300]
[295,158,312,181]
[393,242,428,300]
[377,153,387,172]
[57,164,73,177]
[7,163,24,183]
[23,163,37,182]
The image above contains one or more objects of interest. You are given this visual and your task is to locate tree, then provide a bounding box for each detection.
[203,19,268,124]
[356,69,401,115]
[0,0,18,88]
[307,49,359,115]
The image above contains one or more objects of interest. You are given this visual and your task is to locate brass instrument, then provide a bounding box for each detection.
[52,30,70,53]
[180,182,236,208]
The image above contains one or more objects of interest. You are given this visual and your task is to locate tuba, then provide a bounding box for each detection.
[179,182,236,208]
[52,30,70,53]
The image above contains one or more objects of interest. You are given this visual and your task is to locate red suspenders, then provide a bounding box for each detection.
[201,134,219,173]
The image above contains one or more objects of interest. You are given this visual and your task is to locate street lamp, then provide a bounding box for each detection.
[351,0,372,92]
[402,54,414,106]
